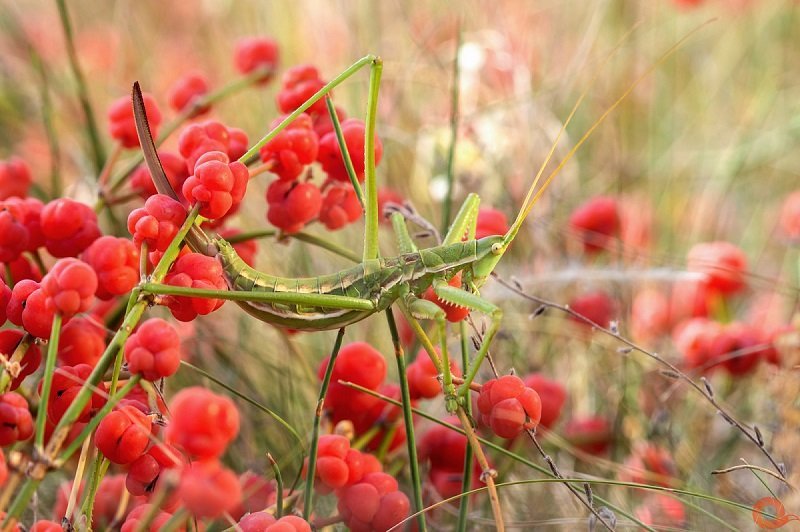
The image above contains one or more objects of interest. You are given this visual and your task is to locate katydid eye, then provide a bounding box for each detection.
[491,243,503,254]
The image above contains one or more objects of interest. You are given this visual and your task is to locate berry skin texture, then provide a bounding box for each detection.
[182,150,249,220]
[127,194,187,252]
[475,207,510,239]
[0,157,32,200]
[163,253,227,321]
[178,120,250,172]
[0,393,33,446]
[568,196,620,254]
[477,375,542,439]
[568,290,617,329]
[130,151,190,200]
[687,241,748,295]
[259,113,319,181]
[318,118,383,183]
[266,179,322,234]
[0,199,32,262]
[166,386,239,459]
[276,64,327,115]
[523,373,567,429]
[81,236,139,300]
[423,272,470,323]
[57,317,105,367]
[29,521,62,532]
[178,459,242,519]
[233,36,279,82]
[40,198,101,258]
[121,505,177,532]
[319,185,362,230]
[407,349,461,400]
[0,278,9,326]
[95,405,152,464]
[41,258,98,318]
[239,513,311,532]
[168,72,211,115]
[108,92,161,148]
[20,287,57,338]
[124,318,181,381]
[318,342,387,425]
[126,442,185,497]
[337,472,410,532]
[44,364,107,424]
[0,330,41,390]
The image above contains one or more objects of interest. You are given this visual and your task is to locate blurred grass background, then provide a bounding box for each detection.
[1,0,799,528]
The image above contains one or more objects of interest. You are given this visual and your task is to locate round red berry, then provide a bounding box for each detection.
[124,318,181,381]
[178,459,242,519]
[41,258,97,318]
[318,118,383,183]
[166,386,239,459]
[162,253,227,321]
[266,179,322,234]
[0,393,33,446]
[108,92,162,148]
[319,185,362,230]
[168,72,211,115]
[95,405,152,464]
[40,198,101,258]
[130,151,190,200]
[127,194,187,252]
[57,317,105,367]
[259,113,319,181]
[276,64,327,115]
[81,236,139,300]
[568,196,620,254]
[233,37,279,82]
[0,329,41,390]
[182,150,249,220]
[687,241,748,295]
[0,157,32,200]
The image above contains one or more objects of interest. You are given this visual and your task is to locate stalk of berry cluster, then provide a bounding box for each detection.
[0,334,32,393]
[33,314,62,452]
[2,206,201,523]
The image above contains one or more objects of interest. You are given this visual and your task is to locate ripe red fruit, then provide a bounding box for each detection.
[44,364,107,424]
[124,318,181,381]
[407,349,461,400]
[303,434,369,494]
[0,393,33,446]
[239,514,311,532]
[620,444,677,488]
[7,256,43,283]
[423,272,470,322]
[127,194,187,252]
[95,405,152,464]
[563,416,611,455]
[477,375,542,438]
[121,505,177,532]
[130,151,190,200]
[568,196,620,254]
[522,373,567,429]
[29,521,61,532]
[0,157,32,199]
[337,472,410,532]
[276,64,327,115]
[318,342,387,424]
[0,200,30,262]
[319,185,362,230]
[168,72,211,115]
[41,258,98,318]
[233,36,279,82]
[313,104,347,138]
[630,288,671,343]
[182,150,249,220]
[318,118,383,182]
[418,416,469,472]
[266,179,322,234]
[259,113,319,181]
[40,198,101,258]
[230,471,277,520]
[108,92,162,148]
[178,120,250,172]
[687,241,748,295]
[0,330,41,390]
[126,442,185,497]
[162,253,227,321]
[166,386,239,459]
[709,322,767,376]
[178,459,242,519]
[81,236,139,300]
[55,474,145,528]
[476,207,509,239]
[673,318,724,371]
[568,290,617,329]
[21,287,57,338]
[0,279,9,326]
[57,317,105,367]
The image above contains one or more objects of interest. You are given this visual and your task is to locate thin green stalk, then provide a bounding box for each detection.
[456,321,473,532]
[304,328,346,520]
[240,55,377,162]
[325,95,364,208]
[180,361,304,448]
[362,58,383,262]
[441,24,462,231]
[385,310,427,532]
[267,453,284,518]
[81,456,110,525]
[34,313,62,450]
[159,509,189,532]
[55,0,105,173]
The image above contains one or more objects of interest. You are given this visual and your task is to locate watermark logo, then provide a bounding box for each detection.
[753,497,800,529]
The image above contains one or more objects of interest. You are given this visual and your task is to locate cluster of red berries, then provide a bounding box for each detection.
[476,374,542,438]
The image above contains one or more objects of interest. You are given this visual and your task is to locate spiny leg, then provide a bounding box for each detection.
[362,58,383,262]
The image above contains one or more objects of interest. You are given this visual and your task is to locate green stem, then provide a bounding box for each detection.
[304,328,346,520]
[362,58,383,262]
[240,55,377,162]
[456,321,473,532]
[385,310,426,532]
[267,453,284,518]
[34,313,62,450]
[80,456,109,525]
[159,509,189,532]
[325,95,364,208]
[55,0,105,173]
[441,25,462,232]
[28,47,61,197]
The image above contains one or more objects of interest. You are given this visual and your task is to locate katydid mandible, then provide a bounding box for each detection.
[132,49,674,410]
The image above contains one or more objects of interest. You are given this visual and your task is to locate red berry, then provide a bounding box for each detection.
[0,330,41,390]
[40,198,101,258]
[7,256,43,283]
[313,104,347,138]
[233,37,279,82]
[259,113,319,181]
[95,405,152,464]
[522,373,567,429]
[44,364,106,424]
[673,318,724,371]
[0,279,9,326]
[108,92,162,148]
[0,393,33,446]
[127,194,187,252]
[337,472,410,532]
[124,318,181,381]
[21,287,57,338]
[126,442,185,497]
[423,273,470,322]
[239,514,311,532]
[687,241,748,295]
[620,444,677,488]
[57,317,105,367]
[178,459,242,519]
[568,290,617,329]
[166,386,239,459]
[710,322,766,376]
[178,120,249,172]
[168,72,211,115]
[319,342,387,424]
[418,416,468,472]
[29,521,61,532]
[162,253,227,321]
[81,236,139,300]
[276,65,327,115]
[130,151,190,200]
[0,200,30,262]
[230,471,276,520]
[568,196,620,254]
[477,375,541,438]
[121,505,176,532]
[407,349,460,400]
[0,157,32,200]
[318,118,383,183]
[266,179,322,234]
[475,207,509,239]
[41,258,97,318]
[319,185,362,230]
[55,474,145,528]
[564,416,611,455]
[182,150,249,220]
[630,288,671,343]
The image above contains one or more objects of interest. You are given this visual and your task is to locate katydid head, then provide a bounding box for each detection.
[470,235,508,287]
